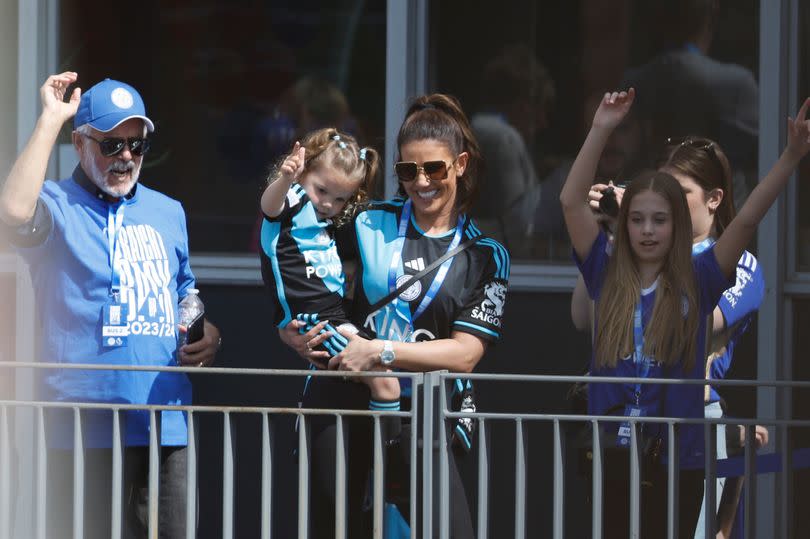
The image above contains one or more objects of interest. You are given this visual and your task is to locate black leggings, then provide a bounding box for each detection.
[386,422,474,539]
[302,377,474,539]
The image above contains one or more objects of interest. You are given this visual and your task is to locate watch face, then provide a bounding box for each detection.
[381,341,395,365]
[381,350,395,365]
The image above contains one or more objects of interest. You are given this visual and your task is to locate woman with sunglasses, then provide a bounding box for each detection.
[281,94,509,538]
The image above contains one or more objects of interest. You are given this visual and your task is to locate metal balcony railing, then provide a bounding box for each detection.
[1,363,807,539]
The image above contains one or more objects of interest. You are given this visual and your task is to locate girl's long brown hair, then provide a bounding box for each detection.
[595,170,700,370]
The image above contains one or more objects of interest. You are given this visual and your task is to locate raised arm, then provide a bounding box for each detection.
[571,273,593,332]
[713,97,810,277]
[560,89,635,260]
[0,72,80,226]
[260,142,305,217]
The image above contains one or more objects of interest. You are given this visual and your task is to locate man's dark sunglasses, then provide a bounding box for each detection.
[394,159,453,182]
[81,134,151,157]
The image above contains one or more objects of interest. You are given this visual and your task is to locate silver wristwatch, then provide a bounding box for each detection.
[380,340,395,366]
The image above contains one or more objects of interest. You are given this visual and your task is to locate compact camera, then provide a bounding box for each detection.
[598,184,625,218]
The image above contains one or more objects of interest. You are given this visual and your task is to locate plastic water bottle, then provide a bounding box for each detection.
[177,288,204,347]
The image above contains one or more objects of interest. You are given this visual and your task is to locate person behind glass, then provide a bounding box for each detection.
[559,88,810,538]
[540,90,651,258]
[259,128,400,409]
[0,72,221,538]
[280,94,510,538]
[623,0,758,209]
[577,137,770,537]
[470,44,555,255]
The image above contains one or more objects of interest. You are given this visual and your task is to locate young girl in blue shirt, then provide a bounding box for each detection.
[560,88,810,538]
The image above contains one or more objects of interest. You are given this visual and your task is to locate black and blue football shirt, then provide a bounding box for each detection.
[339,198,510,345]
[260,184,347,328]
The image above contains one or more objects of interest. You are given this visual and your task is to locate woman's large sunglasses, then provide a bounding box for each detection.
[394,159,455,182]
[81,134,151,157]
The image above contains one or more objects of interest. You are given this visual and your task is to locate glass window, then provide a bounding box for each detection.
[58,0,386,253]
[796,2,810,272]
[430,0,759,262]
[792,299,810,533]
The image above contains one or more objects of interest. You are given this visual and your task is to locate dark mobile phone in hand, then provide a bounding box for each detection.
[184,312,205,345]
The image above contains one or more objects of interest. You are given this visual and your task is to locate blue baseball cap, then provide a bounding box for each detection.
[73,78,155,133]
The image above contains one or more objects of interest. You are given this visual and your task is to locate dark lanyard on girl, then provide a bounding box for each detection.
[102,202,129,347]
[387,199,464,336]
[617,299,652,447]
[631,302,650,405]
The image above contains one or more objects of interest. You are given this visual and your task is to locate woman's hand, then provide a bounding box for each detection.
[785,97,810,162]
[327,328,382,372]
[278,319,331,369]
[592,88,636,132]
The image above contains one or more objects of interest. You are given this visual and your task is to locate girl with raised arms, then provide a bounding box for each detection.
[559,88,810,537]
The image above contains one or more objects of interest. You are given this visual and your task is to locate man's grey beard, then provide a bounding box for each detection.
[86,158,141,198]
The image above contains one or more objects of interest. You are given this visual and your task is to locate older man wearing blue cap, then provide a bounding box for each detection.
[0,72,220,538]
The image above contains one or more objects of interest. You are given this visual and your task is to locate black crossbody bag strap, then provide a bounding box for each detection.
[367,235,481,314]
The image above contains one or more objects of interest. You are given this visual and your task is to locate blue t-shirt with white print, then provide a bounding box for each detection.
[15,171,195,448]
[709,249,764,402]
[576,231,732,469]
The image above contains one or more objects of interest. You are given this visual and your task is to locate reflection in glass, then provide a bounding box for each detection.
[431,0,759,262]
[796,2,810,271]
[59,1,386,253]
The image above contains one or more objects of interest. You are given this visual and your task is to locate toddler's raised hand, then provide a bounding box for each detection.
[279,141,306,184]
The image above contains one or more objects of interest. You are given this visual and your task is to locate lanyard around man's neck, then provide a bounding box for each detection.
[107,202,126,297]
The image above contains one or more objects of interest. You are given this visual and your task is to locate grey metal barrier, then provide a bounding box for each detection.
[2,363,808,539]
[434,372,810,539]
[0,362,422,539]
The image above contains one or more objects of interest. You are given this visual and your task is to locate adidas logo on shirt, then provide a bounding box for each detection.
[404,257,425,271]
